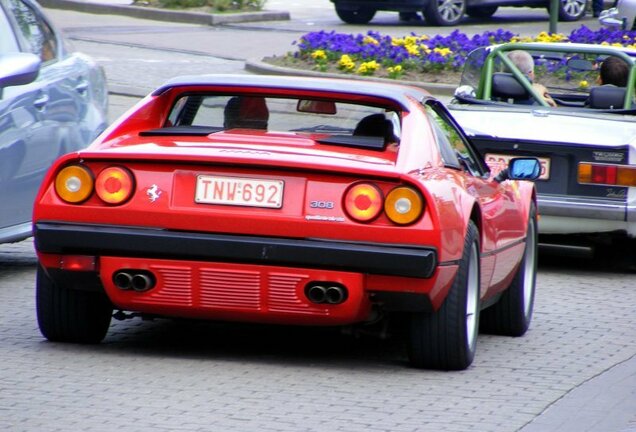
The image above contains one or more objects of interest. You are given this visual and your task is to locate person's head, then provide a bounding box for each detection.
[224,96,269,129]
[507,50,535,81]
[599,56,629,87]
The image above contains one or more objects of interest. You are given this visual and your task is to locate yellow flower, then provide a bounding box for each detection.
[363,35,379,45]
[550,33,567,42]
[406,44,420,56]
[433,47,452,57]
[338,54,356,71]
[357,60,379,75]
[311,50,326,60]
[405,36,419,45]
[387,64,404,79]
[533,31,566,43]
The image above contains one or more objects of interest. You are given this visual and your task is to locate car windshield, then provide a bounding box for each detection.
[150,93,402,150]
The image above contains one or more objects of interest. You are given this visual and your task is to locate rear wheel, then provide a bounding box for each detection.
[36,266,112,343]
[550,0,586,21]
[423,0,466,26]
[481,203,537,336]
[408,221,480,370]
[335,6,376,24]
[465,5,498,18]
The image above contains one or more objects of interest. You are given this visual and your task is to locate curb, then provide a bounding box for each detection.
[245,58,457,96]
[38,0,290,25]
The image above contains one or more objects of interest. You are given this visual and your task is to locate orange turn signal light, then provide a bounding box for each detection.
[54,165,94,204]
[95,166,135,204]
[384,186,424,225]
[343,183,383,222]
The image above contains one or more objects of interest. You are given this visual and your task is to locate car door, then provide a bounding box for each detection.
[423,100,527,294]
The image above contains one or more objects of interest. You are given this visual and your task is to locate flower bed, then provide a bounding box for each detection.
[264,26,636,85]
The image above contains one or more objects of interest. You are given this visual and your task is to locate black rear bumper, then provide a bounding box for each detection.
[34,222,437,279]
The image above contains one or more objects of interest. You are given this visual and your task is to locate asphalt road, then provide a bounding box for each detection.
[1,3,634,432]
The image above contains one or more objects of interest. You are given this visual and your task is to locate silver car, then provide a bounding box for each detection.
[449,42,636,259]
[0,0,108,244]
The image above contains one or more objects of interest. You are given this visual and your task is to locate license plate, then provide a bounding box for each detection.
[195,175,284,208]
[485,153,551,180]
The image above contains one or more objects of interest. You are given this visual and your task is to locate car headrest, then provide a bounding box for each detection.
[491,72,531,101]
[588,85,627,109]
[353,114,396,143]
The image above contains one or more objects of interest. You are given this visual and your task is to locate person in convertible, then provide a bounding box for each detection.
[598,56,629,87]
[507,50,557,107]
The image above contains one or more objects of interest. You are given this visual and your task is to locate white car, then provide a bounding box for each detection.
[449,42,636,261]
[599,0,636,30]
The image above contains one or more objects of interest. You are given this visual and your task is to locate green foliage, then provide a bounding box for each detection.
[138,0,266,11]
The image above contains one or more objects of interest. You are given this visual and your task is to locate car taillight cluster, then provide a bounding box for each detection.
[343,182,424,225]
[54,164,135,205]
[578,162,636,187]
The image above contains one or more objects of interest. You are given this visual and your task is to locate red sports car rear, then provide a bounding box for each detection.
[33,75,539,370]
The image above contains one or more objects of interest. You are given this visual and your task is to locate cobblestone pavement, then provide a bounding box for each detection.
[1,240,634,432]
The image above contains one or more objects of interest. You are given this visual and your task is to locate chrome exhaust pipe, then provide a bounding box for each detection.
[325,286,347,304]
[131,273,155,292]
[306,285,327,304]
[113,271,133,290]
[305,283,348,304]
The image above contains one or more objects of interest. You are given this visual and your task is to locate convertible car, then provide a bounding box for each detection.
[0,0,108,244]
[33,75,539,370]
[450,42,636,259]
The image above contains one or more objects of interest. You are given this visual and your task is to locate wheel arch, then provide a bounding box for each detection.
[469,203,483,250]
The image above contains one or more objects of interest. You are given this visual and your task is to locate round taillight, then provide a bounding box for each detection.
[343,183,383,222]
[95,166,135,204]
[54,165,94,204]
[384,186,424,225]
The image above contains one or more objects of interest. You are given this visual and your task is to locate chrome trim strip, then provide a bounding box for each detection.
[538,195,629,221]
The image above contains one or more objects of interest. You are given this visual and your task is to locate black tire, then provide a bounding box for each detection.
[481,203,537,336]
[465,5,498,18]
[422,0,466,26]
[549,0,586,21]
[408,221,480,370]
[36,266,112,343]
[335,6,376,24]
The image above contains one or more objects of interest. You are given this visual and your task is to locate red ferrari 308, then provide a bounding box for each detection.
[33,75,540,370]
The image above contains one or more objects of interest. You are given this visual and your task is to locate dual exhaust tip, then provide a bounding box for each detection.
[305,283,348,305]
[113,270,156,292]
